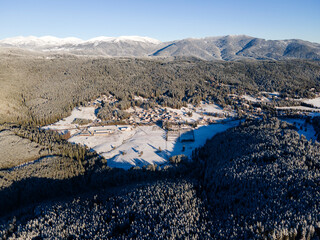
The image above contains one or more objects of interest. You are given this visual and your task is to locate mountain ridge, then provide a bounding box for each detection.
[1,35,320,61]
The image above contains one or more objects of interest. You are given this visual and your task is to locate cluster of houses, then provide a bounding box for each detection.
[84,94,231,126]
[132,108,182,124]
[130,106,223,125]
[63,95,234,140]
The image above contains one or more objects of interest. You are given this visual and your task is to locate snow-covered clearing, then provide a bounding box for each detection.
[282,118,317,141]
[43,97,238,169]
[43,106,97,135]
[170,121,239,158]
[69,121,239,169]
[260,91,280,97]
[163,102,234,123]
[196,102,227,115]
[45,106,96,127]
[302,97,320,108]
[242,95,270,103]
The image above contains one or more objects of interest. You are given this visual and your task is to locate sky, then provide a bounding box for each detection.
[0,0,319,43]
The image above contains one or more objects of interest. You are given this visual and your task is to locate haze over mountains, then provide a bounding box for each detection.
[1,35,320,61]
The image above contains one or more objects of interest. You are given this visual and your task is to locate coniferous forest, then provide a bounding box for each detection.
[1,51,320,239]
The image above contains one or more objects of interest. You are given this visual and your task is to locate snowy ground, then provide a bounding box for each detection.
[163,102,234,122]
[242,95,270,103]
[302,97,320,108]
[42,98,238,169]
[260,91,280,97]
[42,94,320,169]
[282,118,317,141]
[43,106,97,135]
[69,121,239,169]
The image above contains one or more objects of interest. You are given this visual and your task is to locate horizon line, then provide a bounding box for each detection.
[0,34,319,44]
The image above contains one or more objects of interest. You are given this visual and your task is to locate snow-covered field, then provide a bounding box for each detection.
[42,92,320,170]
[302,97,320,108]
[69,121,239,169]
[163,102,234,123]
[42,98,238,169]
[43,106,97,135]
[42,93,320,169]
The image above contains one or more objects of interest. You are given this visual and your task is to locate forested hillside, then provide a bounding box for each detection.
[2,119,320,239]
[1,51,320,125]
[194,118,320,239]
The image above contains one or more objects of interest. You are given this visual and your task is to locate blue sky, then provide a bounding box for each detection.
[0,0,319,43]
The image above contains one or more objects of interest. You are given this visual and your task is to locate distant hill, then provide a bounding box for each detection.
[0,35,320,60]
[152,35,320,61]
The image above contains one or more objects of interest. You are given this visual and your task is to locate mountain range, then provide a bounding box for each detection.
[1,35,320,61]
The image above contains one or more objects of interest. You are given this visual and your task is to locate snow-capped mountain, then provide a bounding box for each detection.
[1,35,320,60]
[85,36,161,45]
[0,36,84,47]
[0,35,162,57]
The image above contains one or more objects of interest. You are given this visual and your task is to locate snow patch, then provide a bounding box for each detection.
[44,106,96,133]
[0,36,84,46]
[282,118,317,141]
[87,36,161,44]
[0,35,161,48]
[69,121,239,169]
[302,97,320,108]
[242,95,270,103]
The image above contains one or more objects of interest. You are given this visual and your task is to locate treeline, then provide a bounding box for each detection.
[0,122,195,216]
[11,125,98,168]
[310,116,320,141]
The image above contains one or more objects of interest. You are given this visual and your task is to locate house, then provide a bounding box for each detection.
[93,129,115,135]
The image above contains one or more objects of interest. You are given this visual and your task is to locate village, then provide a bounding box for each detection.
[43,92,320,169]
[43,94,238,169]
[68,94,233,137]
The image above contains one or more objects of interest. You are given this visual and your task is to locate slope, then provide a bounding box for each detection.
[195,118,320,239]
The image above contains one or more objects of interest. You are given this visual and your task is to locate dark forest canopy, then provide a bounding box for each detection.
[194,118,320,239]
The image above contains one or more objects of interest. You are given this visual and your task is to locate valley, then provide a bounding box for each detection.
[1,0,320,236]
[1,43,320,239]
